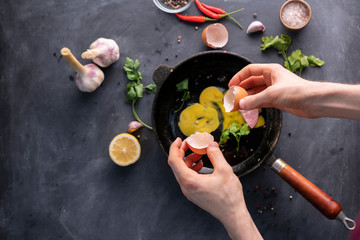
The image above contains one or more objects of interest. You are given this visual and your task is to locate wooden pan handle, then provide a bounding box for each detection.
[271,158,341,219]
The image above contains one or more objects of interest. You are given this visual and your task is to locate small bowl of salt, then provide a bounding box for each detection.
[280,0,312,30]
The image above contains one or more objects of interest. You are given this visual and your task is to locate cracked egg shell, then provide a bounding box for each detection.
[223,86,248,112]
[201,23,229,49]
[185,132,214,155]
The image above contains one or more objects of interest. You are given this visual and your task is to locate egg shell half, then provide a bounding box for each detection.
[185,132,214,155]
[201,23,229,49]
[223,86,248,112]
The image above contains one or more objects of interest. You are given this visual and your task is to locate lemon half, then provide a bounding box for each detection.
[109,133,141,166]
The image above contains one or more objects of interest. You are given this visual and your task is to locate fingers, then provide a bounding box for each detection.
[246,85,268,96]
[228,64,275,87]
[184,153,202,168]
[206,142,232,174]
[238,76,267,90]
[180,138,189,152]
[169,138,204,177]
[240,90,273,110]
[168,138,188,176]
[191,160,203,172]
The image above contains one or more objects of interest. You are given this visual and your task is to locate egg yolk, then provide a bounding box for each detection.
[199,87,245,130]
[178,103,220,136]
[178,87,265,137]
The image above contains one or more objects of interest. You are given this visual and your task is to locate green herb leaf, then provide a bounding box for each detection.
[175,78,191,113]
[286,50,324,76]
[219,128,230,145]
[219,122,250,152]
[124,57,142,82]
[123,57,156,129]
[176,78,189,91]
[239,123,251,135]
[261,35,324,76]
[144,83,157,93]
[307,55,325,67]
[183,91,190,101]
[133,59,140,70]
[261,34,291,52]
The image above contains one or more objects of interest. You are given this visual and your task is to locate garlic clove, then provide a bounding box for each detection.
[246,21,265,34]
[81,38,120,68]
[128,121,143,133]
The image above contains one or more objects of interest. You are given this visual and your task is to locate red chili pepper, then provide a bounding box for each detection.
[200,2,226,15]
[194,0,220,19]
[194,0,244,19]
[175,13,216,23]
[200,2,244,29]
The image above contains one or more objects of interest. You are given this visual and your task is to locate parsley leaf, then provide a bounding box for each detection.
[285,50,325,76]
[123,57,156,130]
[307,55,325,67]
[175,78,190,113]
[261,34,325,76]
[176,78,189,91]
[220,122,250,152]
[261,34,291,52]
[144,83,157,93]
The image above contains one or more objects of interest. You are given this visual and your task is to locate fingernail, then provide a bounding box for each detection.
[239,98,246,110]
[208,142,218,148]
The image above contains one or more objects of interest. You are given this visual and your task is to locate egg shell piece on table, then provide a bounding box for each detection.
[223,86,248,112]
[185,132,214,155]
[201,23,229,49]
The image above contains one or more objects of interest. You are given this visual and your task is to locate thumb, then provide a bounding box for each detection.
[240,91,270,110]
[207,142,231,173]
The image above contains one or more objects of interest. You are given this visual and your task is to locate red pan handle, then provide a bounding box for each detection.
[271,158,356,230]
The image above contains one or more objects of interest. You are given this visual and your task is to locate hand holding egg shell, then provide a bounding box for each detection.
[223,86,259,128]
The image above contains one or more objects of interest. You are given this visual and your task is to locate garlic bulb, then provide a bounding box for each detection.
[61,47,105,92]
[81,38,120,68]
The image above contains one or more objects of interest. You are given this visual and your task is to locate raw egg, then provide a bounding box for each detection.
[185,132,214,155]
[201,23,229,49]
[223,86,248,112]
[178,103,219,136]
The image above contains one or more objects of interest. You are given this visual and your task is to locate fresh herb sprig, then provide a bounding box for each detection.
[261,34,325,76]
[124,57,157,130]
[219,122,250,152]
[175,78,190,113]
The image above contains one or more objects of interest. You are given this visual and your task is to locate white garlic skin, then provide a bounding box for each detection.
[76,64,104,92]
[246,21,266,34]
[83,38,120,67]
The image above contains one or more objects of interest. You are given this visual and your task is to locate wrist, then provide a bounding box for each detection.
[306,82,360,119]
[222,205,263,240]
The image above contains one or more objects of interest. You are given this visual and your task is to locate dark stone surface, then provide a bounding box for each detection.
[0,0,359,239]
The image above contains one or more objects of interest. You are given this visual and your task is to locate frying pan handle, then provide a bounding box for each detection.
[152,64,173,87]
[271,158,356,230]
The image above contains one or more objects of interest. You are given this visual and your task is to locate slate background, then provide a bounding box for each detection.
[1,0,359,239]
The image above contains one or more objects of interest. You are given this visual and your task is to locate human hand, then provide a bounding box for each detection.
[228,63,318,118]
[168,138,263,240]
